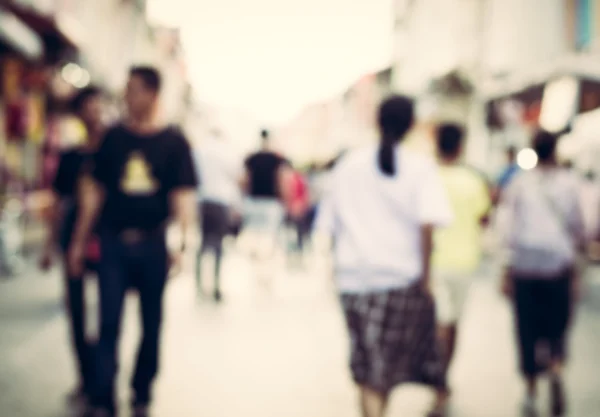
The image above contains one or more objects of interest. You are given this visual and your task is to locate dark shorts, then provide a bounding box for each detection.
[201,201,229,248]
[340,282,446,393]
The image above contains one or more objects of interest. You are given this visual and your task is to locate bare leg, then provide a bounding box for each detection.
[359,386,388,417]
[427,388,450,417]
[526,377,537,397]
[214,240,223,301]
[437,324,458,371]
[549,359,565,416]
[195,247,203,295]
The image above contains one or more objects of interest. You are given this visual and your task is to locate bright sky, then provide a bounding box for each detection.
[147,0,394,125]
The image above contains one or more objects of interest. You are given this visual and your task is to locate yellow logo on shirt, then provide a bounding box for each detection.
[120,151,158,195]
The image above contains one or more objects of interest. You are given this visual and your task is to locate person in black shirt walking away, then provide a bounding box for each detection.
[68,66,198,417]
[40,86,105,404]
[242,129,293,279]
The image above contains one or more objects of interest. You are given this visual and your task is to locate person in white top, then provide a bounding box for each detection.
[193,129,244,301]
[500,130,585,417]
[315,96,454,417]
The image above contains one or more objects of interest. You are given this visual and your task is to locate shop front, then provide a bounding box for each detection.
[0,0,84,227]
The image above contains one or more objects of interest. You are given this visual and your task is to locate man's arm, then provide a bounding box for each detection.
[67,175,104,277]
[277,164,295,202]
[169,134,201,252]
[41,152,70,266]
[239,170,250,195]
[170,188,197,252]
[420,224,434,292]
[40,191,62,267]
[71,175,104,248]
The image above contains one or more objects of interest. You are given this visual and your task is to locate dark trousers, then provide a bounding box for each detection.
[513,272,572,378]
[92,231,168,411]
[64,274,94,393]
[197,201,229,293]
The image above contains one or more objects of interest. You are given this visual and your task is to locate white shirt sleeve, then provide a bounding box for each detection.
[417,164,453,227]
[314,172,337,235]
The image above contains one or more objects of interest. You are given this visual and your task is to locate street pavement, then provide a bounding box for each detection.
[1,248,600,417]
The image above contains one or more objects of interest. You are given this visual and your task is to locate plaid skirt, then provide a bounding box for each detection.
[340,282,446,393]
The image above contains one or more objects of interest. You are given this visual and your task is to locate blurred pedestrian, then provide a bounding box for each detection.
[500,130,585,417]
[68,66,198,417]
[315,96,453,417]
[193,128,243,301]
[431,123,491,384]
[241,129,293,277]
[283,165,310,262]
[39,85,105,403]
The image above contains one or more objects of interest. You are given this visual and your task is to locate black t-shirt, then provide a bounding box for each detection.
[93,124,198,233]
[53,149,94,199]
[52,149,95,250]
[245,151,286,198]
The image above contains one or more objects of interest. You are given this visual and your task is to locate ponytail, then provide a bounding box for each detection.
[376,95,414,177]
[378,136,396,176]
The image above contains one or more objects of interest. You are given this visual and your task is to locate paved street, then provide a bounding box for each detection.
[1,248,600,417]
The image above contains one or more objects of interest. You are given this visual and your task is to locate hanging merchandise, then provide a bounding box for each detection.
[5,96,27,141]
[4,141,22,176]
[2,58,22,101]
[25,91,45,144]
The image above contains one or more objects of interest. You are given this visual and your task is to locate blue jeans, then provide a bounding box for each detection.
[92,231,168,411]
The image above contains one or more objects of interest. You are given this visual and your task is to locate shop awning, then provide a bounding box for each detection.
[4,0,84,60]
[0,8,43,61]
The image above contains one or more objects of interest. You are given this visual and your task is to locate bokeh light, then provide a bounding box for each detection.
[517,148,538,170]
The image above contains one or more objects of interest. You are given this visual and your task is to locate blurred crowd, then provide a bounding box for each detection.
[0,60,592,417]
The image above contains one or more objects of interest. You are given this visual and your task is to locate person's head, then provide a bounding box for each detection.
[70,86,102,128]
[506,146,517,163]
[532,130,558,165]
[377,95,414,176]
[260,128,270,149]
[436,123,465,162]
[125,66,161,119]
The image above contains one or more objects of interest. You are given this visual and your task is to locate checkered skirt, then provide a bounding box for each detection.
[340,282,446,393]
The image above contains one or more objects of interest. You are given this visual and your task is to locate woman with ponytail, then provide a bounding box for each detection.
[314,95,454,417]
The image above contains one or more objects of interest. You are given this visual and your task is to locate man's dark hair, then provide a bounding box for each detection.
[70,86,101,113]
[130,65,161,92]
[437,123,464,158]
[532,130,558,163]
[260,129,269,139]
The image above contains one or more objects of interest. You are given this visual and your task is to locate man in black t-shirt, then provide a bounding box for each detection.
[68,66,198,417]
[40,86,104,402]
[244,129,287,198]
[242,129,292,262]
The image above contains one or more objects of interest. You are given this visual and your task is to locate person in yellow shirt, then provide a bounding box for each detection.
[432,123,491,380]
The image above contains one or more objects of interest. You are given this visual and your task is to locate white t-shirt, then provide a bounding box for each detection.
[193,138,243,207]
[502,168,585,276]
[315,144,453,294]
